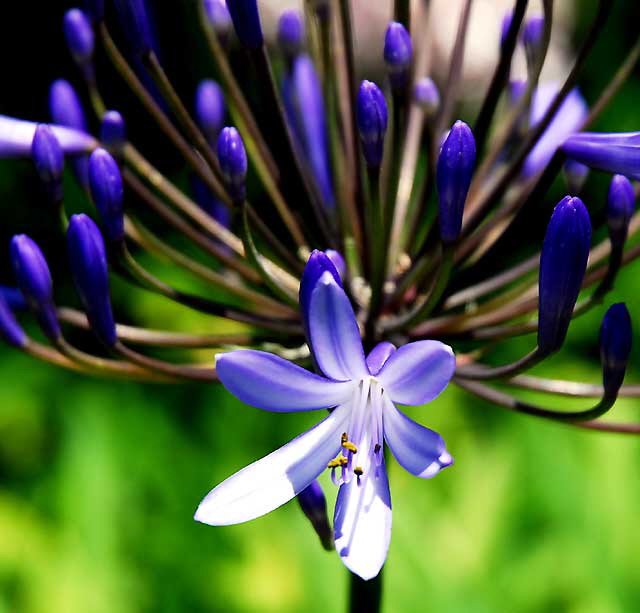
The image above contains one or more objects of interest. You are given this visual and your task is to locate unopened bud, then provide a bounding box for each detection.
[413,77,439,116]
[67,214,117,346]
[88,148,125,243]
[436,120,476,244]
[599,303,632,399]
[63,8,94,66]
[217,127,247,203]
[10,235,60,341]
[607,174,635,248]
[537,196,591,354]
[356,80,388,168]
[32,125,64,203]
[297,480,333,551]
[384,21,413,90]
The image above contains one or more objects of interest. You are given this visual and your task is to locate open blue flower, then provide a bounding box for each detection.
[195,255,455,580]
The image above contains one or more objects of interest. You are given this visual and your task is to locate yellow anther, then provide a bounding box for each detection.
[327,456,348,468]
[341,432,348,443]
[342,441,358,453]
[354,466,364,476]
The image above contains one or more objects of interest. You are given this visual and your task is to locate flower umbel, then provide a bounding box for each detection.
[0,0,638,603]
[196,253,454,580]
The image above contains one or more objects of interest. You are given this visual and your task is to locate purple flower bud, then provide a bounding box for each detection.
[356,80,388,168]
[384,21,413,90]
[10,235,60,341]
[0,286,27,311]
[67,214,117,346]
[537,196,591,354]
[226,0,264,49]
[607,174,635,248]
[203,0,232,37]
[561,132,640,180]
[195,80,226,144]
[413,77,440,116]
[500,11,513,49]
[88,148,124,243]
[49,79,88,132]
[0,295,26,348]
[63,9,95,65]
[599,302,632,399]
[100,110,127,150]
[113,0,153,57]
[297,480,332,550]
[291,55,334,207]
[521,15,545,68]
[563,159,589,193]
[31,125,64,203]
[277,10,304,58]
[436,120,476,244]
[324,249,346,280]
[217,127,247,202]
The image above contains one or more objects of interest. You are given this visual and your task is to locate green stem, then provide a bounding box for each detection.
[348,569,383,613]
[366,166,385,334]
[383,245,454,333]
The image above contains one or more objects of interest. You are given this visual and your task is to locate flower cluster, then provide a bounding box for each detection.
[0,0,637,583]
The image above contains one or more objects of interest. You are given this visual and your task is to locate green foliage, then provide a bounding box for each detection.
[1,320,640,612]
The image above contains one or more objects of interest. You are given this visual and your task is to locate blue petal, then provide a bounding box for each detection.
[561,132,640,180]
[299,250,341,339]
[366,342,396,376]
[334,441,392,580]
[308,271,368,381]
[383,398,452,478]
[195,403,349,525]
[216,349,354,411]
[377,340,455,405]
[524,84,587,177]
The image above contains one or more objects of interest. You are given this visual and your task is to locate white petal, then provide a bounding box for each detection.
[333,437,392,580]
[195,403,350,525]
[0,115,96,157]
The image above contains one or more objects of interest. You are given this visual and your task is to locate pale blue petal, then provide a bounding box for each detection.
[377,340,455,406]
[216,349,354,411]
[195,403,350,525]
[0,115,97,157]
[308,270,367,381]
[366,342,396,376]
[334,441,392,581]
[524,84,587,177]
[383,397,453,478]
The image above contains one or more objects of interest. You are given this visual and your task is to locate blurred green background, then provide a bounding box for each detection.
[1,1,640,612]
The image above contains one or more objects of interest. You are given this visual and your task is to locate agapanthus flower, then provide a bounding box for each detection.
[196,252,454,579]
[0,1,638,608]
